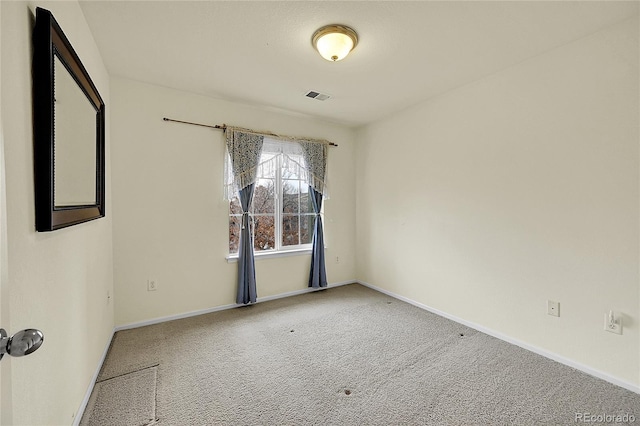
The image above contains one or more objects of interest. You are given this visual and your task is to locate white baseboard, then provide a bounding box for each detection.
[114,280,355,332]
[357,280,640,395]
[73,328,115,426]
[115,302,237,332]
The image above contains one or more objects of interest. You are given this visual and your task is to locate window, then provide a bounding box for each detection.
[228,139,318,255]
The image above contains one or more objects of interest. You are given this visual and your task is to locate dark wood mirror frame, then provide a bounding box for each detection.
[33,7,105,232]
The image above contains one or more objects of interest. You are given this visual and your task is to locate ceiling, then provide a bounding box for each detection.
[78,1,638,127]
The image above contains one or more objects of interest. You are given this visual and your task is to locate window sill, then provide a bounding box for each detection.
[226,247,314,263]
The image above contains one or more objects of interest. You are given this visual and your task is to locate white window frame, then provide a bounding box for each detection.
[227,151,319,261]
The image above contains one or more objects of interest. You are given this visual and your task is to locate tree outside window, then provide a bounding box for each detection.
[229,152,315,255]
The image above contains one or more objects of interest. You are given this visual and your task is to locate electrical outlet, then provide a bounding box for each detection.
[547,300,560,317]
[147,279,158,291]
[335,256,340,264]
[604,311,622,335]
[107,290,111,304]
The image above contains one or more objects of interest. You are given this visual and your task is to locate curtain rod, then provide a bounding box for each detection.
[162,117,338,147]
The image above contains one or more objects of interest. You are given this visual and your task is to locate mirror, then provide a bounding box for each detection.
[53,56,98,206]
[33,7,105,231]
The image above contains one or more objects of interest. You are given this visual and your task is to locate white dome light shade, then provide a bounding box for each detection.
[312,25,358,62]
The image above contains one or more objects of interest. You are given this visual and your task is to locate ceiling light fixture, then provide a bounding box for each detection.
[312,24,358,62]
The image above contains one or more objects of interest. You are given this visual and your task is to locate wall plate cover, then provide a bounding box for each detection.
[604,311,622,335]
[147,279,158,291]
[547,300,560,317]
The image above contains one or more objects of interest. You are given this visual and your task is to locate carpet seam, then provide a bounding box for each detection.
[152,363,159,425]
[96,364,160,384]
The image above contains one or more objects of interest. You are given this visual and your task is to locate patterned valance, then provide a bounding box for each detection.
[224,126,331,199]
[224,127,264,197]
[298,140,328,196]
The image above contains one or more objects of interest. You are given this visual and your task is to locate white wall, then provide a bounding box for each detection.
[1,5,636,425]
[356,17,640,387]
[0,2,10,422]
[110,77,356,326]
[1,2,114,424]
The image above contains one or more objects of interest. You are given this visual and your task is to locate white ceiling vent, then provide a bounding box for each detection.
[305,91,331,101]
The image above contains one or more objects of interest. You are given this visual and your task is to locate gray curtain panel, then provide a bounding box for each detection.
[237,183,257,304]
[308,187,327,288]
[226,128,264,304]
[299,141,329,289]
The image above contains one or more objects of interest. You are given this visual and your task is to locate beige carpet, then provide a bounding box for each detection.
[81,284,640,425]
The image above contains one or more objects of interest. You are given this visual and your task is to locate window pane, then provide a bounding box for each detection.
[282,180,299,214]
[229,195,242,215]
[253,215,275,251]
[282,215,299,246]
[301,214,314,245]
[258,153,277,178]
[229,215,241,254]
[282,157,300,180]
[300,184,313,214]
[252,179,275,214]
